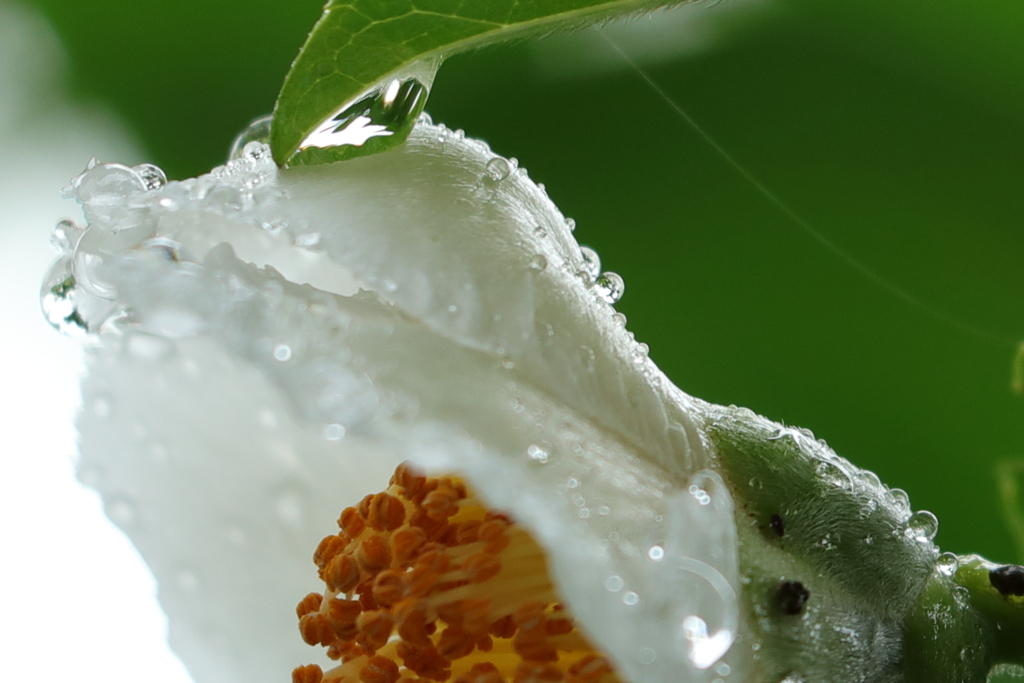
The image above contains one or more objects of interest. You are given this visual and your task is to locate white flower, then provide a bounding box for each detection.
[51,119,947,683]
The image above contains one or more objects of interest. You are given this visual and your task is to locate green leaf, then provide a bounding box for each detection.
[270,0,687,166]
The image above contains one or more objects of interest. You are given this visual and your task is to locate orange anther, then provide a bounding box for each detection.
[299,613,336,647]
[489,615,516,639]
[339,507,367,541]
[327,598,362,639]
[410,509,450,542]
[356,534,393,572]
[392,527,427,565]
[454,663,503,683]
[293,663,324,683]
[356,610,394,652]
[478,520,509,554]
[391,462,429,502]
[463,553,502,584]
[325,554,362,593]
[329,640,365,662]
[567,656,613,683]
[315,535,347,569]
[394,600,432,647]
[513,664,563,683]
[360,655,401,683]
[357,494,375,519]
[453,520,481,545]
[297,592,324,618]
[423,486,460,521]
[368,492,406,531]
[544,618,574,636]
[512,604,546,630]
[437,625,476,660]
[397,641,452,681]
[372,570,405,607]
[476,635,494,653]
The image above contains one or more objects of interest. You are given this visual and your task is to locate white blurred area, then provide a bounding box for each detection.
[0,2,193,681]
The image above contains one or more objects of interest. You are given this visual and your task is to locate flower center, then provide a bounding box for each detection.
[292,463,621,683]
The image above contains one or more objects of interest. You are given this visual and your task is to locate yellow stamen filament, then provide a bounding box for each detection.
[292,463,623,683]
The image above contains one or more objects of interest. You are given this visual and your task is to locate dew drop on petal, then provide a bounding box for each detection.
[579,246,601,278]
[228,114,273,160]
[133,163,167,191]
[905,509,939,542]
[323,423,346,441]
[623,591,639,605]
[273,344,293,362]
[936,552,959,577]
[484,157,511,182]
[605,575,624,592]
[648,545,665,561]
[527,254,547,272]
[527,443,550,464]
[594,271,625,304]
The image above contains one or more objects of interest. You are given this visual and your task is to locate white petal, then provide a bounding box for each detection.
[64,122,743,683]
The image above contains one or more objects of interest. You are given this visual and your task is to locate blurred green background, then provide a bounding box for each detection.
[25,0,1024,587]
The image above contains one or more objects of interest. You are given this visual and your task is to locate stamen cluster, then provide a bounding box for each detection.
[292,463,619,683]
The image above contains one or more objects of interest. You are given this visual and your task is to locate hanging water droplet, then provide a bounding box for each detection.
[565,218,576,232]
[228,114,273,160]
[579,246,601,279]
[527,443,550,464]
[293,75,431,165]
[594,271,625,304]
[484,157,511,182]
[527,254,547,272]
[273,344,293,362]
[133,163,167,190]
[905,509,939,542]
[648,545,665,561]
[40,259,87,336]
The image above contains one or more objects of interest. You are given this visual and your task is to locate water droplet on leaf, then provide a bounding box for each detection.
[292,77,430,165]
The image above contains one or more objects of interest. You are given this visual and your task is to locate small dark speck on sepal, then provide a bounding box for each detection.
[769,514,785,537]
[776,580,810,615]
[990,565,1024,596]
